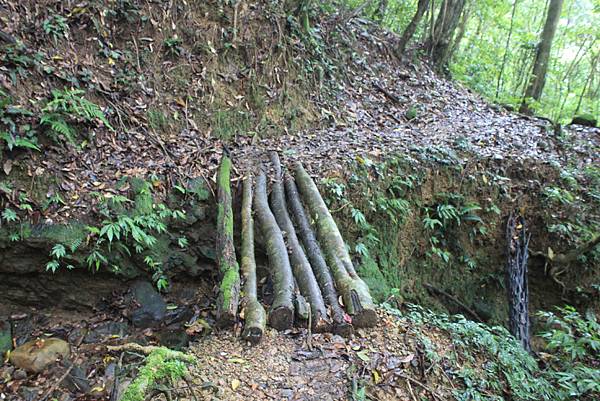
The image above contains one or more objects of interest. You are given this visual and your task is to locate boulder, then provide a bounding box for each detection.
[129,280,167,328]
[0,320,11,356]
[9,338,70,373]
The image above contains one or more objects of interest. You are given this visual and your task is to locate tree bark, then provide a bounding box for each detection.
[254,168,294,331]
[496,0,520,99]
[240,176,266,344]
[215,152,241,327]
[269,152,329,331]
[396,0,430,57]
[426,0,466,72]
[292,162,377,328]
[519,0,564,114]
[285,175,353,336]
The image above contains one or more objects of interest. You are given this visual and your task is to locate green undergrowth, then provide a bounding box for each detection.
[387,303,599,401]
[322,148,600,323]
[0,175,211,290]
[120,346,196,401]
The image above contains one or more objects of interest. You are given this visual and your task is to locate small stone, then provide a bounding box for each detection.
[13,368,27,380]
[9,338,70,373]
[129,280,167,328]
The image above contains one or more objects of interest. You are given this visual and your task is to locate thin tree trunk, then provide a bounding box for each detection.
[447,0,470,63]
[495,0,519,99]
[285,175,354,336]
[519,0,564,114]
[269,152,329,331]
[426,0,466,71]
[240,176,266,344]
[397,0,430,57]
[254,168,294,331]
[293,162,377,328]
[575,51,599,114]
[215,152,241,327]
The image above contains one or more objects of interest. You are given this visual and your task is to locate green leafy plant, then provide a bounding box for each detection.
[537,306,600,400]
[0,92,40,152]
[43,15,69,43]
[40,88,113,143]
[164,36,183,57]
[45,179,186,290]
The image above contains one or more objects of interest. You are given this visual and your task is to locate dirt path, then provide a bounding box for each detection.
[187,309,453,401]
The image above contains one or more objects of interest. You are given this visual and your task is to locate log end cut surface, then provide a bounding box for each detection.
[269,306,294,331]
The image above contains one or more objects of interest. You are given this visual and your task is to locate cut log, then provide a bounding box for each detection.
[285,175,354,336]
[215,151,241,327]
[254,167,294,330]
[292,162,378,328]
[269,152,330,331]
[240,176,266,344]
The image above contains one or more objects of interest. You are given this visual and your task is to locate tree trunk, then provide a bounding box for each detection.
[269,152,329,331]
[447,0,470,63]
[292,162,377,328]
[519,0,564,114]
[215,152,241,327]
[426,0,466,72]
[254,168,294,331]
[240,176,266,344]
[285,175,353,336]
[396,0,430,57]
[496,0,520,99]
[575,51,599,114]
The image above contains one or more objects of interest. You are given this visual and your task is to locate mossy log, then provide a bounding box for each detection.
[254,168,294,330]
[269,152,329,331]
[215,152,241,327]
[117,346,196,401]
[240,176,266,344]
[285,175,354,336]
[292,162,377,328]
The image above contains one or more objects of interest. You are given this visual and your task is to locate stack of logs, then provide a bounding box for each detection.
[215,150,377,344]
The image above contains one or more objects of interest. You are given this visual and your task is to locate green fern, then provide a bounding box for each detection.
[40,88,114,143]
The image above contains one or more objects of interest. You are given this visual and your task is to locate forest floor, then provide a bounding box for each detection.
[1,4,599,401]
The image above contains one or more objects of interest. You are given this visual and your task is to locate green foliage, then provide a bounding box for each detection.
[45,179,186,290]
[43,15,69,43]
[120,347,196,401]
[164,36,183,57]
[40,88,113,144]
[0,92,40,152]
[537,306,600,400]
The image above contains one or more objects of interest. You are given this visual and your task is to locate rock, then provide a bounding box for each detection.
[129,280,166,328]
[156,328,190,350]
[0,366,14,383]
[19,386,40,401]
[0,320,11,356]
[83,321,129,344]
[13,368,27,380]
[571,113,597,127]
[64,364,91,394]
[9,338,70,373]
[164,305,193,326]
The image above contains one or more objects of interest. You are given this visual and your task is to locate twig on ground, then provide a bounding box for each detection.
[39,363,74,401]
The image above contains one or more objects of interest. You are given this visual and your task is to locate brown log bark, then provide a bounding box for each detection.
[397,0,430,57]
[254,168,294,331]
[269,152,329,331]
[520,0,564,114]
[285,175,353,336]
[240,176,266,344]
[292,162,377,328]
[215,152,241,327]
